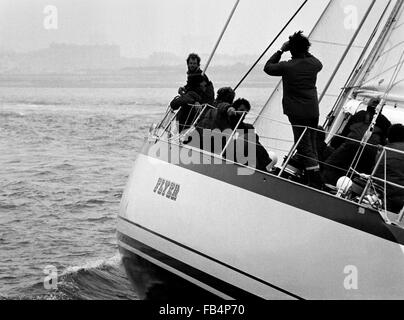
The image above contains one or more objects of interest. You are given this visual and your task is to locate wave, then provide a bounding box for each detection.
[138,102,167,107]
[64,254,120,273]
[3,99,168,108]
[0,203,19,210]
[3,255,137,300]
[63,198,111,209]
[0,111,25,117]
[10,101,69,107]
[85,216,114,223]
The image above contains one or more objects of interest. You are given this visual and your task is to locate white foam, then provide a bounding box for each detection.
[63,253,121,275]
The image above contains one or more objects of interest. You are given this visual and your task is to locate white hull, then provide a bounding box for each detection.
[118,141,404,300]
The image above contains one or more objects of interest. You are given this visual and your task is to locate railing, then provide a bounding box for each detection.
[313,126,404,221]
[149,105,404,224]
[358,145,404,221]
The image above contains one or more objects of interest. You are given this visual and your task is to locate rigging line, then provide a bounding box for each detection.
[172,123,285,151]
[394,21,404,30]
[203,0,240,75]
[384,50,404,95]
[358,0,404,89]
[321,93,340,98]
[260,136,292,143]
[362,60,404,84]
[384,151,388,217]
[295,152,356,175]
[252,0,334,126]
[323,0,393,130]
[319,0,377,103]
[247,111,290,126]
[233,0,309,91]
[349,51,404,177]
[310,39,365,49]
[168,105,388,150]
[377,40,404,57]
[390,78,404,89]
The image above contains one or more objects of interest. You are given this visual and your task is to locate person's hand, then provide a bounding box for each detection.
[281,41,290,53]
[227,107,237,117]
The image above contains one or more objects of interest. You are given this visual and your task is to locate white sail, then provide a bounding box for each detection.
[254,0,392,159]
[357,1,404,106]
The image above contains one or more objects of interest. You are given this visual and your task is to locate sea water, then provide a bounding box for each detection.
[0,86,270,299]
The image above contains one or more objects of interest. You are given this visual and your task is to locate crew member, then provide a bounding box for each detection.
[375,123,404,213]
[170,75,208,133]
[197,98,273,172]
[178,53,214,105]
[264,31,323,188]
[323,98,391,186]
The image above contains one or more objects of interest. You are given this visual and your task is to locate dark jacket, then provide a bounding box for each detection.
[331,110,391,149]
[195,105,272,171]
[238,123,273,172]
[264,51,323,119]
[375,142,404,213]
[183,102,229,154]
[184,69,215,105]
[170,91,202,133]
[170,91,201,111]
[197,102,233,132]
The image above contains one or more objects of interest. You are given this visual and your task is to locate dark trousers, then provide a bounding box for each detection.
[322,141,379,186]
[288,116,319,170]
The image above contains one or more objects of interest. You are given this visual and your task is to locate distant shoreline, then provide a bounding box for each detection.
[0,66,278,89]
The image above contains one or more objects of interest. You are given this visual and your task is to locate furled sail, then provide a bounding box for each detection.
[254,0,392,159]
[357,0,404,106]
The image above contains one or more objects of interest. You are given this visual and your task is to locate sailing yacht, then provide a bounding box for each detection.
[117,0,404,299]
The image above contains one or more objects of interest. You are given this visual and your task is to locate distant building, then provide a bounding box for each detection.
[0,43,122,73]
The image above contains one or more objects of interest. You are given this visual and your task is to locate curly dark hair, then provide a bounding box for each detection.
[289,31,311,55]
[232,98,251,112]
[186,53,201,65]
[216,87,236,104]
[388,124,404,143]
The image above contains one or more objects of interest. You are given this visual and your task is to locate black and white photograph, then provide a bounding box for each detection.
[1,0,404,304]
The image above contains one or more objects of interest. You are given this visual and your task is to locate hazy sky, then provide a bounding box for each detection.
[0,0,329,57]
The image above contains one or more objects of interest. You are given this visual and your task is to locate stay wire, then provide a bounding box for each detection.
[233,0,309,91]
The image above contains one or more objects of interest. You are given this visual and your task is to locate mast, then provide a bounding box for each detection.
[356,0,404,90]
[324,0,403,134]
[345,0,404,177]
[323,0,394,130]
